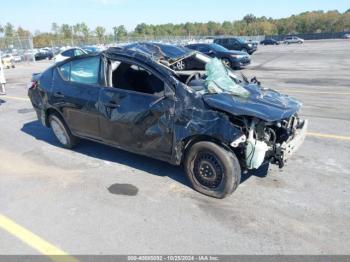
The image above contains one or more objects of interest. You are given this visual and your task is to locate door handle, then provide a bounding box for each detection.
[104,101,120,108]
[53,92,65,98]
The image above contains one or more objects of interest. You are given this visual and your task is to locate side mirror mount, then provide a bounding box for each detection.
[164,85,176,100]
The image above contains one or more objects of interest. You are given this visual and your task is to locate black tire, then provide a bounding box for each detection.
[49,113,79,149]
[184,141,241,199]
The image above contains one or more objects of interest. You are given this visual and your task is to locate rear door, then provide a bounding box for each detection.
[51,55,102,139]
[98,60,175,160]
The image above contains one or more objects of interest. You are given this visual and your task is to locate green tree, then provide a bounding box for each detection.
[17,27,30,37]
[95,26,106,42]
[135,23,148,35]
[115,25,127,41]
[51,22,59,35]
[243,14,257,24]
[80,23,90,40]
[61,24,73,39]
[4,23,15,37]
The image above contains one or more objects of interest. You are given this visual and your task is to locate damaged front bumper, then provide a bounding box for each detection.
[276,119,308,167]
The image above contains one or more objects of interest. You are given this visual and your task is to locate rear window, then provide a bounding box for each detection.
[58,56,100,84]
[62,49,74,57]
[71,56,100,84]
[74,49,85,56]
[58,62,70,81]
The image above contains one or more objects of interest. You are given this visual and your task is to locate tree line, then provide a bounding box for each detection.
[1,9,349,48]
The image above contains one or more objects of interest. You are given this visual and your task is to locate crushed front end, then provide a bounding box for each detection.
[229,114,308,170]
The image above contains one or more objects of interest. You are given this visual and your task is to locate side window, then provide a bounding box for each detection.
[229,39,238,45]
[74,49,85,56]
[221,39,229,45]
[62,50,74,57]
[70,56,100,84]
[58,62,71,81]
[111,61,165,96]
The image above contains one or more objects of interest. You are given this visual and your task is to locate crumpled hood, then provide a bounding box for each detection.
[203,84,302,122]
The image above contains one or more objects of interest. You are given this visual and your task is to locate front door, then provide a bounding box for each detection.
[98,61,175,161]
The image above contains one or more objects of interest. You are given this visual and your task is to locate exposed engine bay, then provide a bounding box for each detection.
[228,115,307,170]
[168,51,308,170]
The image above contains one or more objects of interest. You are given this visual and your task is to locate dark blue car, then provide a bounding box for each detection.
[186,43,251,69]
[28,42,307,199]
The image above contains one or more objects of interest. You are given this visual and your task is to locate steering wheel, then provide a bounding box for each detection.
[185,72,201,85]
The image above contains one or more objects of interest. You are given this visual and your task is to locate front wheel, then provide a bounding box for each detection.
[184,141,241,199]
[49,113,79,149]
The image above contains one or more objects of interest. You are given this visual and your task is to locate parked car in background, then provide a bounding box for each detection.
[54,48,87,63]
[35,50,54,61]
[214,37,257,55]
[343,33,350,39]
[283,36,304,44]
[260,39,280,45]
[1,55,15,69]
[82,46,104,53]
[28,42,307,199]
[12,54,22,62]
[186,43,250,69]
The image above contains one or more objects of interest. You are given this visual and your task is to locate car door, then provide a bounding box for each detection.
[98,61,175,161]
[51,55,103,139]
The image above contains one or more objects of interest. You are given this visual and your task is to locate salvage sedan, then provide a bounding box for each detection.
[28,42,308,199]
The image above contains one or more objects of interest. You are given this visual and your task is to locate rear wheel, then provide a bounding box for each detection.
[49,113,79,149]
[184,141,241,199]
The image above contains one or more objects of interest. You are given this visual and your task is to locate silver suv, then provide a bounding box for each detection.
[283,36,304,44]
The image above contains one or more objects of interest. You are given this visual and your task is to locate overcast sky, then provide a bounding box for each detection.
[1,0,349,33]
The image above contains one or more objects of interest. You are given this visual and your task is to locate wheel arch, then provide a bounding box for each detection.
[176,135,233,165]
[44,107,65,127]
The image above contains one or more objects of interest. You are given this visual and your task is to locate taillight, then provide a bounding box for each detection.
[27,80,38,90]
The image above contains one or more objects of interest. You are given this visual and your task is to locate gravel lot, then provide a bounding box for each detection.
[0,40,349,255]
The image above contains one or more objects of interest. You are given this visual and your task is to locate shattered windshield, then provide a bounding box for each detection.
[204,58,250,98]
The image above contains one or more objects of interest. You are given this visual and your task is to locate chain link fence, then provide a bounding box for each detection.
[1,31,349,66]
[0,36,35,63]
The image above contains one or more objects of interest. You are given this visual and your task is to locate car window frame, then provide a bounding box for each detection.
[103,56,172,99]
[57,55,102,87]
